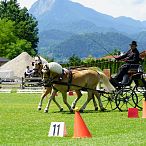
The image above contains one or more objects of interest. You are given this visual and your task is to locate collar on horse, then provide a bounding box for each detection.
[52,69,73,92]
[44,69,73,92]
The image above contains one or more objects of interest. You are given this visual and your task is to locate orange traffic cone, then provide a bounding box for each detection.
[73,111,92,138]
[128,108,139,118]
[142,99,146,118]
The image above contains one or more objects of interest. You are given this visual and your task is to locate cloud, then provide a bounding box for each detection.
[72,0,146,20]
[132,0,145,4]
[17,0,37,9]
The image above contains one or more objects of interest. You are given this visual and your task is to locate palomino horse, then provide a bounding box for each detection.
[32,56,64,111]
[32,56,99,112]
[42,62,115,113]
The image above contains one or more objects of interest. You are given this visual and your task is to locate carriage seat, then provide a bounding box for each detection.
[128,64,143,75]
[128,64,144,80]
[120,64,144,86]
[109,63,144,88]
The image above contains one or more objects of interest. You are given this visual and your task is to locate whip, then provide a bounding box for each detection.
[90,39,118,59]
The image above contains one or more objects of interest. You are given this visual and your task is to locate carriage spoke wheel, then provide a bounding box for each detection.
[115,88,138,112]
[101,93,117,111]
[133,86,146,109]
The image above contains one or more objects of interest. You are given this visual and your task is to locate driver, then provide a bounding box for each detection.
[110,41,141,87]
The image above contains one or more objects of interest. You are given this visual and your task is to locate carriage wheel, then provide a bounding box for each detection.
[133,86,146,109]
[115,87,138,112]
[100,92,117,111]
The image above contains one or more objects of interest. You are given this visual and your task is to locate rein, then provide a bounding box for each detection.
[52,81,113,94]
[48,80,112,94]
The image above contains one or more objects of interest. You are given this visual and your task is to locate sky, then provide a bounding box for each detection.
[15,0,146,21]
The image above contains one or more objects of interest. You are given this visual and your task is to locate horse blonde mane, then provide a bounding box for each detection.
[43,62,63,74]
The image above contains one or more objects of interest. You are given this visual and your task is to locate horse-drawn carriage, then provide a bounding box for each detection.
[32,56,146,113]
[101,63,146,111]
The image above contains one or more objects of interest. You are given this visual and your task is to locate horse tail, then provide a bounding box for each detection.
[97,71,115,92]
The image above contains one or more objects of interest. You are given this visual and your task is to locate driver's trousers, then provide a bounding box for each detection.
[114,64,131,82]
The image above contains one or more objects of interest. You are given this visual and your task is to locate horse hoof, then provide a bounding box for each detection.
[70,109,74,113]
[44,109,48,113]
[95,107,98,111]
[38,107,41,110]
[71,106,75,109]
[79,109,84,113]
[60,107,63,112]
[101,108,106,112]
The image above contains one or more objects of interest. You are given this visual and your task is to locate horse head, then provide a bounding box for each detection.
[42,62,64,86]
[42,63,59,87]
[31,56,44,77]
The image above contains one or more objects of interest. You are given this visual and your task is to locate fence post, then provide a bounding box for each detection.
[103,69,111,79]
[21,77,24,89]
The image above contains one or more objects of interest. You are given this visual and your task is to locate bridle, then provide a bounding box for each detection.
[32,60,43,75]
[42,67,60,87]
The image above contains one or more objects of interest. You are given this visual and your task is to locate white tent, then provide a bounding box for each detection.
[0,52,34,78]
[0,70,14,79]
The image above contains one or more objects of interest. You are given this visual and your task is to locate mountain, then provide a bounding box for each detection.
[39,29,74,47]
[29,0,146,61]
[29,0,146,34]
[38,32,133,62]
[29,0,115,33]
[135,31,146,49]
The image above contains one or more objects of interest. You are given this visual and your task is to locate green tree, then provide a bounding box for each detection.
[81,55,97,67]
[110,48,121,55]
[0,0,38,57]
[68,54,81,66]
[83,55,96,64]
[0,18,32,59]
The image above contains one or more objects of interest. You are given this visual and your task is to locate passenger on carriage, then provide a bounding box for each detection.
[110,41,142,87]
[24,66,33,78]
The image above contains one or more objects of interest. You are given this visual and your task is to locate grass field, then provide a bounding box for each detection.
[0,93,146,146]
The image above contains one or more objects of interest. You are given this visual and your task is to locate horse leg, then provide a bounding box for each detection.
[38,87,51,110]
[92,94,98,111]
[52,97,63,111]
[62,92,73,112]
[71,90,82,109]
[80,91,93,112]
[94,91,106,111]
[44,90,57,113]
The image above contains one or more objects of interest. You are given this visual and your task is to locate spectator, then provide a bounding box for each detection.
[24,66,33,77]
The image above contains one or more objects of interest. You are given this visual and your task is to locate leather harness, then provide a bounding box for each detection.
[46,69,73,92]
